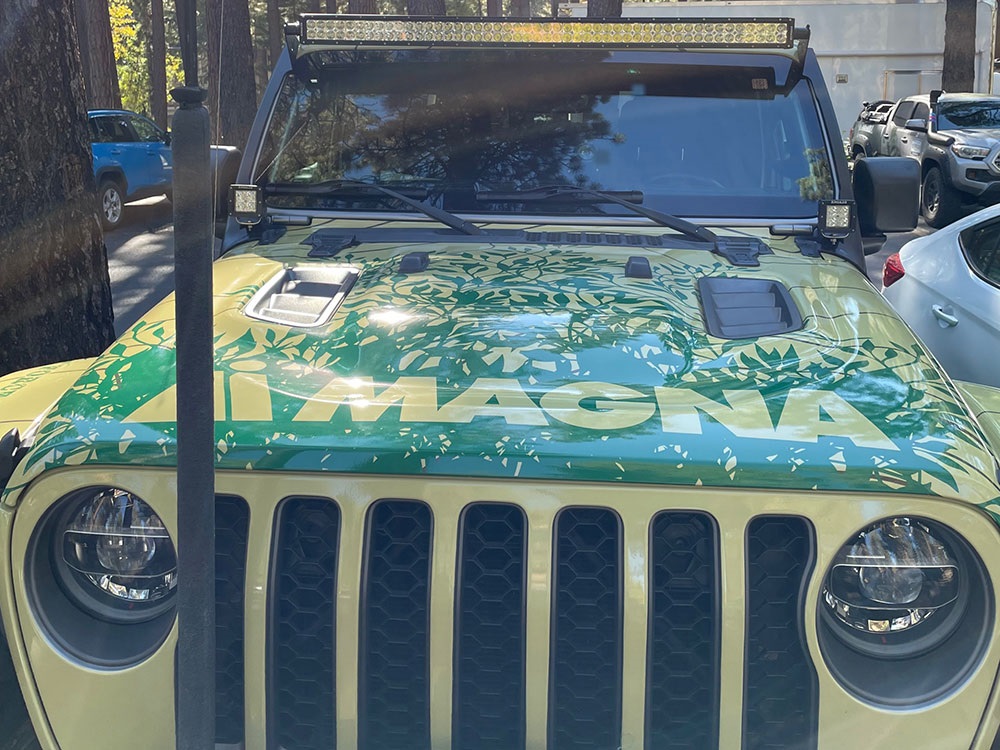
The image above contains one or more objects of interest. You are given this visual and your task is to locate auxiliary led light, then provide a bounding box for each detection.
[818,199,854,240]
[299,16,794,49]
[229,184,264,226]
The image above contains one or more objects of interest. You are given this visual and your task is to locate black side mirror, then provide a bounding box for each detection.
[904,118,927,133]
[853,157,919,253]
[163,130,172,146]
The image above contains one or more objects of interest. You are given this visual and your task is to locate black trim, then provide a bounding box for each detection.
[548,506,624,750]
[266,496,340,750]
[698,276,804,339]
[452,502,528,750]
[644,511,720,750]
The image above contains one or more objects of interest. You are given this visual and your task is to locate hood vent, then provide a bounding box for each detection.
[244,266,358,328]
[698,276,803,339]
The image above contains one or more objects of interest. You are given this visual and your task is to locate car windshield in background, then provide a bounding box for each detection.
[255,51,834,220]
[937,100,1000,130]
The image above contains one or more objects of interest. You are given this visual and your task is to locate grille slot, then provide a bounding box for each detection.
[360,500,433,750]
[549,507,623,750]
[454,503,527,750]
[646,512,719,750]
[744,516,818,750]
[269,498,340,750]
[215,495,250,746]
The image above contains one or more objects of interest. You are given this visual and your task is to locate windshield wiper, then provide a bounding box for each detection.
[476,185,717,244]
[264,179,482,236]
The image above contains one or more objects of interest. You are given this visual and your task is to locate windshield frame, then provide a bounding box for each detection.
[245,48,841,227]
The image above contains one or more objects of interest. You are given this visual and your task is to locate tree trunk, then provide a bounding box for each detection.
[408,0,446,14]
[150,0,168,129]
[348,0,379,13]
[587,0,622,17]
[942,0,976,91]
[510,0,529,17]
[486,0,501,16]
[266,0,283,74]
[205,0,258,149]
[0,0,115,378]
[73,0,122,109]
[326,0,338,11]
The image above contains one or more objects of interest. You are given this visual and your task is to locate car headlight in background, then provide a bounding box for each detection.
[952,144,991,159]
[817,516,992,707]
[822,518,958,641]
[27,486,178,666]
[60,488,177,610]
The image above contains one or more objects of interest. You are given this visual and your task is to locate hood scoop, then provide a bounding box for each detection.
[244,266,358,328]
[698,276,803,339]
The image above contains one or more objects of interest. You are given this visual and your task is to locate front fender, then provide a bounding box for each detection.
[957,380,1000,463]
[0,359,93,446]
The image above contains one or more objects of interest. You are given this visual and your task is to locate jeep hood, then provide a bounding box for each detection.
[8,229,1000,506]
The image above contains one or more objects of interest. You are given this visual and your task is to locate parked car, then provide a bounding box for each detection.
[11,15,1000,750]
[860,92,1000,227]
[848,99,894,159]
[88,108,242,230]
[882,202,1000,387]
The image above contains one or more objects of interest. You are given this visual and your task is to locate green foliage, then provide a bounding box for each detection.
[110,0,150,113]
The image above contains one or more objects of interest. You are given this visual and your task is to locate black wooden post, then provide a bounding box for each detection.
[171,0,216,745]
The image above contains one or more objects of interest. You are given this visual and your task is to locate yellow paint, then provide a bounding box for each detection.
[541,382,656,429]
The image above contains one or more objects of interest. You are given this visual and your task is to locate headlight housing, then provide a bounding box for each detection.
[952,144,991,159]
[58,488,177,618]
[822,517,959,648]
[817,517,992,707]
[27,486,178,666]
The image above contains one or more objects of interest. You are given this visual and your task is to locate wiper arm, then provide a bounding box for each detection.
[264,179,482,236]
[476,185,717,244]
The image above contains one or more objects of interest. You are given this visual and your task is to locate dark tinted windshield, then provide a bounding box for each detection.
[257,51,834,219]
[936,100,1000,130]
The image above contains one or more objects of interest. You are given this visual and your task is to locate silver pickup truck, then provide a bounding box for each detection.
[866,92,1000,227]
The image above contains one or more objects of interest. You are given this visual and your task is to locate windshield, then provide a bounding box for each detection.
[936,100,1000,130]
[256,51,834,220]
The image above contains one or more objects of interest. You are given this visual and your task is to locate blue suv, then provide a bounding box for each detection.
[88,109,173,229]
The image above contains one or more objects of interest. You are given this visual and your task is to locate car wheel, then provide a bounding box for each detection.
[99,178,124,230]
[921,166,962,228]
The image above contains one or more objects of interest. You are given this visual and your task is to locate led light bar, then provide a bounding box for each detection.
[297,15,795,49]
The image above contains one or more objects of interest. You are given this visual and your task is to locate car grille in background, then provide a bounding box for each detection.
[216,497,818,750]
[270,498,340,750]
[454,503,527,750]
[360,500,433,750]
[214,495,250,746]
[550,507,623,750]
[744,516,818,750]
[646,512,720,749]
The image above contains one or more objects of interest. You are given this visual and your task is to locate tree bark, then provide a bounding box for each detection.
[326,0,338,11]
[408,0,446,14]
[510,0,529,17]
[942,0,976,91]
[348,0,379,14]
[150,0,168,129]
[486,0,501,16]
[73,0,122,109]
[0,0,115,378]
[206,0,258,148]
[587,0,622,17]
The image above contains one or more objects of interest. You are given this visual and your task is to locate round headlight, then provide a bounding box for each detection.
[55,488,176,622]
[821,517,966,658]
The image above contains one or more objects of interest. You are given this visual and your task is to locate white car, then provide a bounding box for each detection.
[882,204,1000,387]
